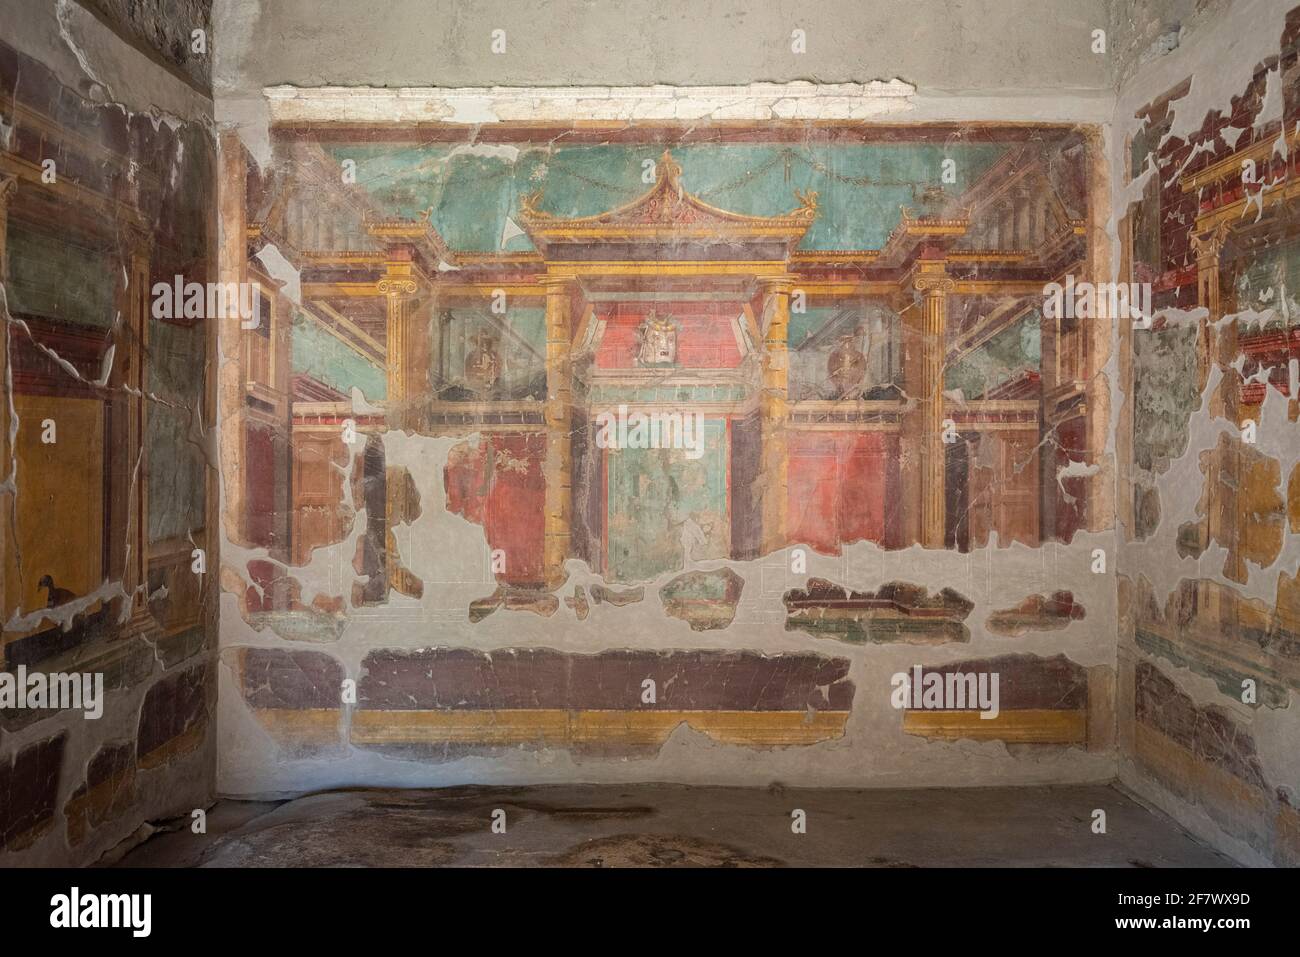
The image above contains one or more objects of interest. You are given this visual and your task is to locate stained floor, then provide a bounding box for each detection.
[111,783,1235,868]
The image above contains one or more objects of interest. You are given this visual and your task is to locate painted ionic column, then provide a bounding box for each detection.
[541,274,576,588]
[378,262,420,574]
[1192,222,1230,324]
[758,276,792,554]
[378,263,419,429]
[1192,222,1231,396]
[913,268,954,549]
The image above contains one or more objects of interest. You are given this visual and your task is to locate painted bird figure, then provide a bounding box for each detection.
[38,574,76,608]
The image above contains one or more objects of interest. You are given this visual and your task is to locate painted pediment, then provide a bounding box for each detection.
[519,150,817,253]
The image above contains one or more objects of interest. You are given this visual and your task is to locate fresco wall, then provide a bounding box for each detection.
[0,3,217,867]
[217,107,1119,796]
[1116,0,1300,867]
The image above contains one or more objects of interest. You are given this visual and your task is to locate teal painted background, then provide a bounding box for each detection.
[291,309,387,400]
[945,311,1041,399]
[329,142,1004,253]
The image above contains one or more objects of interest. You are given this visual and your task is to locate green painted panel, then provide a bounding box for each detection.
[605,418,728,582]
[1234,240,1300,325]
[147,319,206,542]
[6,224,115,328]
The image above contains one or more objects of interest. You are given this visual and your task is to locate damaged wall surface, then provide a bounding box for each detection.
[213,69,1121,798]
[0,0,217,866]
[1115,0,1300,867]
[3,0,1299,870]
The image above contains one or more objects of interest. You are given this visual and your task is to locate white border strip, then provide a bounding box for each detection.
[262,80,920,124]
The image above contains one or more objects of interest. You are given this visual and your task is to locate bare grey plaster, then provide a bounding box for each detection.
[213,0,1118,95]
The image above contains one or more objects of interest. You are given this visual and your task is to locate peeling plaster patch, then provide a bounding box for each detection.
[590,584,644,606]
[0,733,66,851]
[659,568,744,632]
[1135,659,1270,792]
[1143,571,1300,699]
[1177,433,1285,584]
[228,647,344,753]
[468,586,560,622]
[783,579,974,645]
[222,560,347,641]
[63,740,136,847]
[254,243,302,305]
[987,591,1087,637]
[56,0,116,101]
[565,586,590,621]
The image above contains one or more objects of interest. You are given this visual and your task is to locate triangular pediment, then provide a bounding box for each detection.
[519,150,817,253]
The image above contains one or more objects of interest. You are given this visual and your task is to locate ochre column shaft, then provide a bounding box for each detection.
[379,264,419,560]
[759,277,792,554]
[913,269,954,549]
[542,276,575,587]
[379,264,418,427]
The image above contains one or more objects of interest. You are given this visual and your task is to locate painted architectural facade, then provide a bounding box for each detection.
[216,115,1117,785]
[3,0,1299,871]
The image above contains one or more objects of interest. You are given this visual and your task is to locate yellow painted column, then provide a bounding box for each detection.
[378,263,419,577]
[541,275,576,588]
[1192,223,1229,325]
[379,263,419,430]
[912,267,954,549]
[758,277,792,555]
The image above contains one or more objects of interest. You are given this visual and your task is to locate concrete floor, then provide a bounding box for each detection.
[111,783,1235,867]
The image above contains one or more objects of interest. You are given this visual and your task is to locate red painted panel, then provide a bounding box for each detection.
[838,433,888,545]
[484,433,546,585]
[595,303,743,369]
[787,433,841,554]
[787,432,888,554]
[445,434,546,585]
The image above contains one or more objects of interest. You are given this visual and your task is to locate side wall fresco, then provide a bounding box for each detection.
[1116,0,1300,867]
[0,2,217,866]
